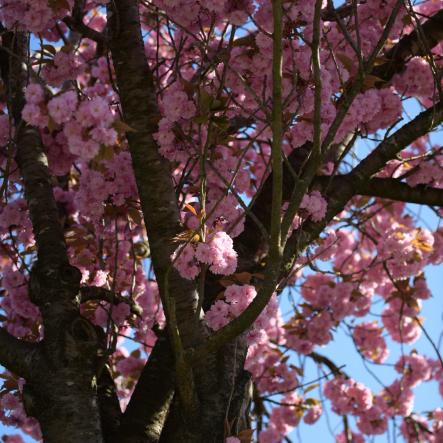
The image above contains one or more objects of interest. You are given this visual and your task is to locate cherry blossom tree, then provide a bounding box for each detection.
[1,0,443,442]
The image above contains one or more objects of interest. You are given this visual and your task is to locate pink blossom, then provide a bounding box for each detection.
[48,91,78,124]
[303,404,322,424]
[21,103,48,128]
[172,243,200,280]
[300,191,327,222]
[353,321,389,363]
[24,83,45,104]
[195,231,237,276]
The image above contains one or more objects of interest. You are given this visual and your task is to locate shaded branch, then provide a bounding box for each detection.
[2,32,69,270]
[63,0,108,44]
[108,0,197,345]
[0,328,39,380]
[97,365,122,441]
[80,286,143,316]
[282,101,443,276]
[373,9,443,83]
[112,332,174,443]
[309,352,348,377]
[351,102,443,181]
[108,0,202,437]
[316,175,443,206]
[2,30,105,442]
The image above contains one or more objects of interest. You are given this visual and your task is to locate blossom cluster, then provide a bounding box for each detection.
[23,84,117,161]
[172,231,237,280]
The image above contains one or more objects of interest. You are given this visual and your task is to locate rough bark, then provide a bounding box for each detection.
[2,30,104,443]
[107,2,251,441]
[107,0,198,346]
[113,332,174,443]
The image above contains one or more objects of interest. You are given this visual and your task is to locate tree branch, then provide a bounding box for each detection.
[112,332,174,443]
[373,8,443,83]
[282,102,443,275]
[316,175,443,207]
[2,32,69,270]
[351,102,443,181]
[108,0,198,346]
[0,328,39,379]
[3,29,105,443]
[233,7,443,274]
[309,351,348,377]
[80,286,143,316]
[108,0,203,436]
[63,0,108,44]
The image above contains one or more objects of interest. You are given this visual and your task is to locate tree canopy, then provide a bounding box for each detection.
[0,0,443,442]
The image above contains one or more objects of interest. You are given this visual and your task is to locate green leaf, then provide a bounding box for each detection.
[305,397,321,406]
[304,383,319,394]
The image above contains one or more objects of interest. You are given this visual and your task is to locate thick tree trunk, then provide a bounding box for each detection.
[2,29,105,443]
[106,2,252,441]
[25,368,103,443]
[157,337,250,443]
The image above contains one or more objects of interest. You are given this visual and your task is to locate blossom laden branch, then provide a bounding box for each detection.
[107,0,201,434]
[372,8,443,83]
[351,101,443,181]
[2,31,69,270]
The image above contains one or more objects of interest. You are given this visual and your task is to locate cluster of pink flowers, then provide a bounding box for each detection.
[42,50,80,87]
[22,84,117,161]
[172,231,237,280]
[258,393,304,443]
[377,379,414,417]
[379,226,434,279]
[300,191,328,222]
[259,393,322,443]
[71,151,138,224]
[324,377,391,436]
[159,86,195,124]
[394,353,432,388]
[336,432,365,443]
[324,376,373,415]
[400,409,443,442]
[394,57,436,104]
[1,265,40,338]
[0,391,41,441]
[0,198,33,242]
[285,273,376,354]
[152,0,253,28]
[0,0,73,34]
[353,321,389,363]
[205,284,256,331]
[408,157,443,187]
[321,363,443,439]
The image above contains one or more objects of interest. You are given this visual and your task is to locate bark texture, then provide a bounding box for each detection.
[2,30,104,443]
